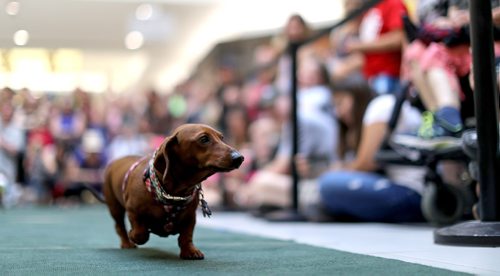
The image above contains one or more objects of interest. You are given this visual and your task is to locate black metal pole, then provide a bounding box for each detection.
[469,0,500,221]
[290,42,300,212]
[265,42,305,222]
[434,0,500,246]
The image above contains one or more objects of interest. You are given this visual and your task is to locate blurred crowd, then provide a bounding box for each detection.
[1,0,499,222]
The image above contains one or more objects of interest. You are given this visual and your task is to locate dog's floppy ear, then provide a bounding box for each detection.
[153,134,178,184]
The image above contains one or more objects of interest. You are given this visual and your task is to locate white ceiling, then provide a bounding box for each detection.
[0,0,344,92]
[0,0,214,49]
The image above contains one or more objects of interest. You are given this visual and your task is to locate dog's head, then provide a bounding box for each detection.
[153,124,244,191]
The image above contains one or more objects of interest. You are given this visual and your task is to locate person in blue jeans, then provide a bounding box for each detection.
[318,171,423,222]
[315,79,425,222]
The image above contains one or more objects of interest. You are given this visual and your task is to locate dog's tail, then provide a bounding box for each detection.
[83,184,106,203]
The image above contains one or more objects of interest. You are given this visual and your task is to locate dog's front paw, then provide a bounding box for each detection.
[129,228,150,245]
[120,241,137,249]
[180,246,204,260]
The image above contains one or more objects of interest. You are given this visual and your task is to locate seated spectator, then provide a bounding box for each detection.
[316,79,426,222]
[107,116,150,163]
[0,101,26,189]
[402,0,468,144]
[59,129,107,204]
[86,96,109,145]
[0,87,15,104]
[144,89,172,136]
[49,95,86,152]
[238,57,338,212]
[398,0,500,147]
[24,120,57,204]
[274,14,322,95]
[330,77,376,165]
[247,117,281,173]
[328,0,365,83]
[243,44,278,122]
[203,105,253,209]
[184,80,221,127]
[217,83,243,133]
[214,56,242,134]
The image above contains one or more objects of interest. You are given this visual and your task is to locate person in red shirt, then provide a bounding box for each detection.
[346,0,407,95]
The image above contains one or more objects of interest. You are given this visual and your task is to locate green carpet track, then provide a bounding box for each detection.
[0,206,467,275]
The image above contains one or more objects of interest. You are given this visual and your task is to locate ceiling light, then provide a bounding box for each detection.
[13,30,29,46]
[136,4,153,21]
[125,31,144,50]
[5,1,20,16]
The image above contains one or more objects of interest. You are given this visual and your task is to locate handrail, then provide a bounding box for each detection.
[298,0,382,48]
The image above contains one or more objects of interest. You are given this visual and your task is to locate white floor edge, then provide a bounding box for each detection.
[198,212,500,275]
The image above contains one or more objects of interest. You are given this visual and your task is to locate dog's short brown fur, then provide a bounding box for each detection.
[103,124,244,259]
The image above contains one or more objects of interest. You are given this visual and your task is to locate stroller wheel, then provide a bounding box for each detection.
[421,183,465,225]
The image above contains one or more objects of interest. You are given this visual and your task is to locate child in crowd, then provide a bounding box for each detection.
[345,0,407,95]
[397,0,500,148]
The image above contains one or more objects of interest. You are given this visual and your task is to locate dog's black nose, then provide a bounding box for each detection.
[231,151,244,168]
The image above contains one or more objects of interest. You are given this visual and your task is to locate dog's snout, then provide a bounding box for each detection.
[231,151,244,168]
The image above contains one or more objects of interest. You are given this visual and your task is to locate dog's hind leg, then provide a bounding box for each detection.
[105,188,136,248]
[103,168,136,249]
[110,205,137,249]
[107,200,136,249]
[128,212,150,245]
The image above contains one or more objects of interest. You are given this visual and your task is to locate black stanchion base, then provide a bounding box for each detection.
[263,209,307,222]
[434,220,500,246]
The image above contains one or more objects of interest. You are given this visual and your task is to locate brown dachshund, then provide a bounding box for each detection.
[102,124,244,259]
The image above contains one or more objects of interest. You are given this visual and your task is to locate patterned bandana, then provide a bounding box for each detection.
[143,150,212,217]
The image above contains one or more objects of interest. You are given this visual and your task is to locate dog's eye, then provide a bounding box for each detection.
[199,135,210,144]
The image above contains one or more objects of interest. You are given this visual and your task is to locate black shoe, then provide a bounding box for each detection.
[250,204,282,218]
[302,204,335,223]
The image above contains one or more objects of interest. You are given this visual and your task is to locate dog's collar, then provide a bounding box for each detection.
[143,150,212,217]
[144,150,195,203]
